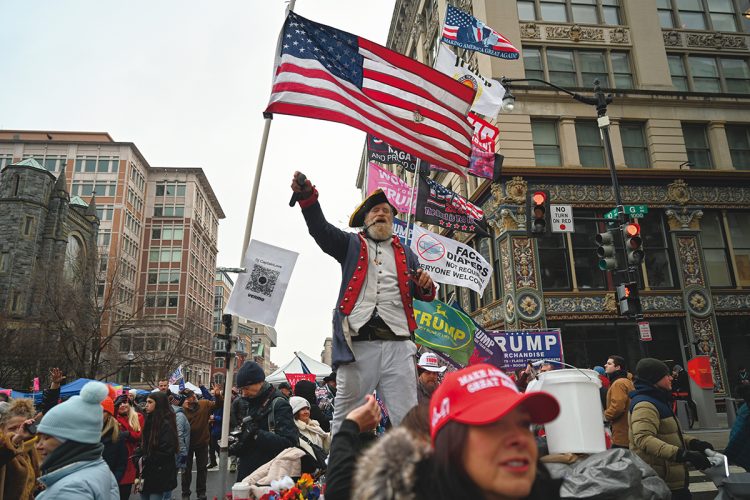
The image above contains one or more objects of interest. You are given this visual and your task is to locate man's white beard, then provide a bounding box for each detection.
[365,221,393,241]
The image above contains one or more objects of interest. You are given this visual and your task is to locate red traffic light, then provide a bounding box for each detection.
[624,222,640,237]
[532,191,547,205]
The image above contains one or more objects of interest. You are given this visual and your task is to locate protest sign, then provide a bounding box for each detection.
[225,240,298,327]
[481,330,564,371]
[366,162,415,215]
[366,135,419,172]
[415,175,489,236]
[413,299,475,366]
[285,373,317,391]
[410,224,491,294]
[434,45,505,117]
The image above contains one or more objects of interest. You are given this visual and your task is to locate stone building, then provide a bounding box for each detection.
[378,0,750,396]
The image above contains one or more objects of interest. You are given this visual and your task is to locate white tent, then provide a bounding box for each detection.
[266,352,332,384]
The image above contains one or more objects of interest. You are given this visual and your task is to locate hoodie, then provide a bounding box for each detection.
[293,380,330,432]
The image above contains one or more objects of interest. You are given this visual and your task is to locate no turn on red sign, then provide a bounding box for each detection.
[550,205,574,233]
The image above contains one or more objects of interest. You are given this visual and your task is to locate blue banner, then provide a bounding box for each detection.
[474,329,563,372]
[393,217,411,246]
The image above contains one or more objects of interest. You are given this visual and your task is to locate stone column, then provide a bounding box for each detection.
[666,207,729,395]
[707,121,733,170]
[607,119,627,168]
[559,117,581,168]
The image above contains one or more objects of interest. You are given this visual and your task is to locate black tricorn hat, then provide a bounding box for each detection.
[349,189,398,228]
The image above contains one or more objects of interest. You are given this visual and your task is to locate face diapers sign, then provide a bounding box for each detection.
[409,224,491,294]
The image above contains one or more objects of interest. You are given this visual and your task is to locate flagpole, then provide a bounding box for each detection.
[403,163,421,246]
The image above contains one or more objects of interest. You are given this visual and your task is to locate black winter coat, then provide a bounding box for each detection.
[294,380,331,432]
[140,416,178,494]
[101,433,128,482]
[231,383,299,480]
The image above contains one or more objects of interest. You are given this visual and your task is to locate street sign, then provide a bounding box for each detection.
[604,205,649,220]
[638,321,652,342]
[550,204,574,233]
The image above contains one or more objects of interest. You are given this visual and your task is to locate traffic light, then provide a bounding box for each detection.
[595,231,617,271]
[526,189,550,237]
[623,221,644,265]
[616,281,642,317]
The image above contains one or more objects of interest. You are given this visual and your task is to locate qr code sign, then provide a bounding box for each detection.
[245,264,279,297]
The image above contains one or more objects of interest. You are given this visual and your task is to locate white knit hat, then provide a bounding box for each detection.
[289,396,310,415]
[37,381,108,444]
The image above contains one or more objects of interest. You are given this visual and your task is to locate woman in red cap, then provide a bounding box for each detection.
[352,363,562,499]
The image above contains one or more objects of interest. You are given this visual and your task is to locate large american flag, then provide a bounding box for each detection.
[266,11,475,176]
[441,5,519,60]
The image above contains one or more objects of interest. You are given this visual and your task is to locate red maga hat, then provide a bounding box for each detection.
[429,363,560,441]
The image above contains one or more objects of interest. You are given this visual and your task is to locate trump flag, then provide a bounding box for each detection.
[441,5,520,60]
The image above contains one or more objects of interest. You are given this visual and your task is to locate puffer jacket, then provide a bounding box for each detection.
[37,457,118,499]
[172,404,190,465]
[605,370,635,447]
[628,381,695,490]
[352,427,561,500]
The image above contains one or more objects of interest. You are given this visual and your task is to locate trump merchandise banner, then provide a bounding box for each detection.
[413,299,475,366]
[409,224,491,294]
[366,162,416,215]
[470,329,564,372]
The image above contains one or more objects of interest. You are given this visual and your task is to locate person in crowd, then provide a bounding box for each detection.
[157,380,169,393]
[318,372,337,421]
[0,393,8,403]
[290,395,331,456]
[539,362,554,373]
[208,405,222,470]
[725,384,750,471]
[38,367,65,418]
[604,355,634,449]
[294,379,330,433]
[0,398,39,499]
[127,389,140,410]
[277,382,292,399]
[179,384,222,500]
[35,381,119,499]
[736,366,749,395]
[115,394,144,500]
[138,390,178,500]
[351,363,562,499]
[167,392,190,472]
[416,352,446,403]
[515,365,532,393]
[292,174,436,434]
[100,395,128,483]
[629,358,714,500]
[672,364,697,426]
[230,361,298,481]
[593,365,610,408]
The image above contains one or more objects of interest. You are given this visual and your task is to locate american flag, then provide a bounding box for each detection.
[441,5,519,60]
[424,175,484,220]
[266,11,475,176]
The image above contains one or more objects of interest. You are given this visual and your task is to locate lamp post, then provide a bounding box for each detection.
[500,78,646,352]
[126,350,135,387]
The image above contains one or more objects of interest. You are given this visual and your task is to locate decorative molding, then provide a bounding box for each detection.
[520,23,541,39]
[663,31,682,47]
[667,179,690,205]
[545,294,683,314]
[519,22,630,45]
[713,293,750,310]
[546,24,604,42]
[686,287,712,317]
[686,32,748,51]
[513,238,537,289]
[665,207,703,230]
[609,27,629,44]
[676,236,705,287]
[691,316,726,394]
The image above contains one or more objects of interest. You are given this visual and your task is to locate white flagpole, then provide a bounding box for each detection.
[403,162,421,246]
[219,2,296,493]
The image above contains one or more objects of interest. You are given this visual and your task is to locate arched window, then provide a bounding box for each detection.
[64,234,84,280]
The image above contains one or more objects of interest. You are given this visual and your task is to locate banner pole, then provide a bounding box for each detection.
[403,164,421,246]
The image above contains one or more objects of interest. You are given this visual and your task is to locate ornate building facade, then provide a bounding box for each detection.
[379,0,750,396]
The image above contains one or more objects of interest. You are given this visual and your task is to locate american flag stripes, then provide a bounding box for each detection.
[266,11,475,176]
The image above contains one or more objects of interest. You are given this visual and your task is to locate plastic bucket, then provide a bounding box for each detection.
[232,482,251,500]
[527,368,605,454]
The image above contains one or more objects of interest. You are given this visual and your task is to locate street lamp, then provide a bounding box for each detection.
[126,350,135,386]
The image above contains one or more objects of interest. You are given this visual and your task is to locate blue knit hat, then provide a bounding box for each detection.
[37,380,108,444]
[593,366,605,376]
[236,361,265,388]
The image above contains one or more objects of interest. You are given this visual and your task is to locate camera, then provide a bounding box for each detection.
[228,416,259,456]
[23,422,37,435]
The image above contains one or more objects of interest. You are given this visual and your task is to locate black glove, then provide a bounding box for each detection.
[676,449,711,470]
[689,439,714,452]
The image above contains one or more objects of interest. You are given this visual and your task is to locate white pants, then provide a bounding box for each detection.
[331,340,418,435]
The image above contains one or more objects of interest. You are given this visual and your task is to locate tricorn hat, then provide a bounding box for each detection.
[349,189,398,228]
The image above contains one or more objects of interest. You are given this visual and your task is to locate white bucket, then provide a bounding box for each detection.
[527,368,605,454]
[231,482,251,500]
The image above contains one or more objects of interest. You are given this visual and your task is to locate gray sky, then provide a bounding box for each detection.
[0,0,396,367]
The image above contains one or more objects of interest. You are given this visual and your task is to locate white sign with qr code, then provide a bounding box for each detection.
[224,239,299,327]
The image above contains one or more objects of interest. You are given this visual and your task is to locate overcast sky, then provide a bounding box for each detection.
[0,0,397,368]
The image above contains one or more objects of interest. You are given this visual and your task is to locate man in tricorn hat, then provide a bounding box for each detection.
[291,171,436,434]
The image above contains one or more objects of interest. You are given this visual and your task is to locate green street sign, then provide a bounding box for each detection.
[604,205,649,220]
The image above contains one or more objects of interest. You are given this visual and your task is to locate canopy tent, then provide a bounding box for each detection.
[266,352,332,385]
[3,378,125,403]
[151,382,201,394]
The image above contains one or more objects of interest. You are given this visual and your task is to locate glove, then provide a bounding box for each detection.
[689,439,714,452]
[676,449,711,470]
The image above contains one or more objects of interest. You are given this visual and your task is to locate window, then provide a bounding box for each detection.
[621,122,649,168]
[517,1,621,25]
[526,48,632,89]
[682,123,712,168]
[96,206,114,221]
[669,54,750,93]
[570,210,607,289]
[537,233,571,290]
[701,211,733,287]
[155,183,186,197]
[0,252,9,273]
[214,357,225,368]
[659,0,739,31]
[154,205,185,217]
[726,125,750,170]
[576,120,604,167]
[23,216,35,236]
[727,212,750,286]
[640,211,676,289]
[518,0,536,20]
[531,120,561,166]
[10,292,25,314]
[98,230,111,247]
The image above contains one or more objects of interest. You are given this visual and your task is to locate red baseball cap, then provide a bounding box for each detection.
[429,363,560,441]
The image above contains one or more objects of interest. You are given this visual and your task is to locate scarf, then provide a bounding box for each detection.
[41,440,103,474]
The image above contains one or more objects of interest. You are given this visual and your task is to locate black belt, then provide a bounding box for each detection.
[352,314,410,342]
